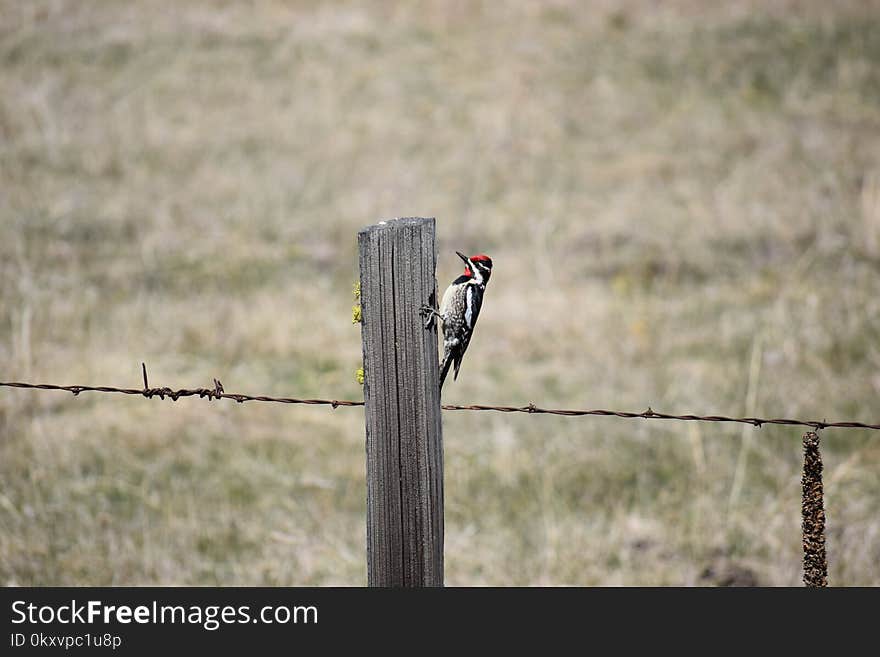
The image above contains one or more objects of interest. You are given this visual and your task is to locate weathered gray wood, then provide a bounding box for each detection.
[358,217,443,587]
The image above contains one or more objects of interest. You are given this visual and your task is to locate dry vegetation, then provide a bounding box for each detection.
[1,0,879,586]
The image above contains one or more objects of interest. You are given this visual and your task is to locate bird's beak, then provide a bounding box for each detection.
[456,251,469,264]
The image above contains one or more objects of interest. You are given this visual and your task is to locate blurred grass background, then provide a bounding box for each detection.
[1,0,879,585]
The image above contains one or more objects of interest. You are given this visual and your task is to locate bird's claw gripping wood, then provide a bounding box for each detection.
[419,303,440,329]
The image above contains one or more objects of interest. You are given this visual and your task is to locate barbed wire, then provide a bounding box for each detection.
[0,364,363,409]
[1,364,878,431]
[442,404,880,430]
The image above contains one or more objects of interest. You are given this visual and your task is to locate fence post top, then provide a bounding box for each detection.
[358,217,436,236]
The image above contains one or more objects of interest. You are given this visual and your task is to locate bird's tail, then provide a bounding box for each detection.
[439,350,453,391]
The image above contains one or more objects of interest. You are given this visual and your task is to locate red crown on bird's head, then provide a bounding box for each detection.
[462,253,492,276]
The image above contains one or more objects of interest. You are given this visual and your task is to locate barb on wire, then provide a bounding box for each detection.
[1,365,879,430]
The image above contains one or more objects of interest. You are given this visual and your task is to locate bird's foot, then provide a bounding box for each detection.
[419,304,440,329]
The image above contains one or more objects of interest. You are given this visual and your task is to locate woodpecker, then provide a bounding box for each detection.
[421,251,493,391]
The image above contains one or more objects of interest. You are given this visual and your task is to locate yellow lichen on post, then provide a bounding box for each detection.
[352,281,362,323]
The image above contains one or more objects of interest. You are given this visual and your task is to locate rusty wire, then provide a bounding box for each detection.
[440,403,880,431]
[1,364,878,431]
[0,364,363,409]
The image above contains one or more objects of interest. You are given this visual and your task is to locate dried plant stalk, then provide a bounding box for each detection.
[802,431,828,587]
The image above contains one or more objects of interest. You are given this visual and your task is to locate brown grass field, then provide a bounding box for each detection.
[1,0,879,586]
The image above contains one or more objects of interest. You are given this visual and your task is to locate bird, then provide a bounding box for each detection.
[420,251,493,391]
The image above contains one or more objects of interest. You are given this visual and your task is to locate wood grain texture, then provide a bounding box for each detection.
[358,217,443,587]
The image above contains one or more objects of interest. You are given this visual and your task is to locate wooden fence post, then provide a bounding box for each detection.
[358,217,444,587]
